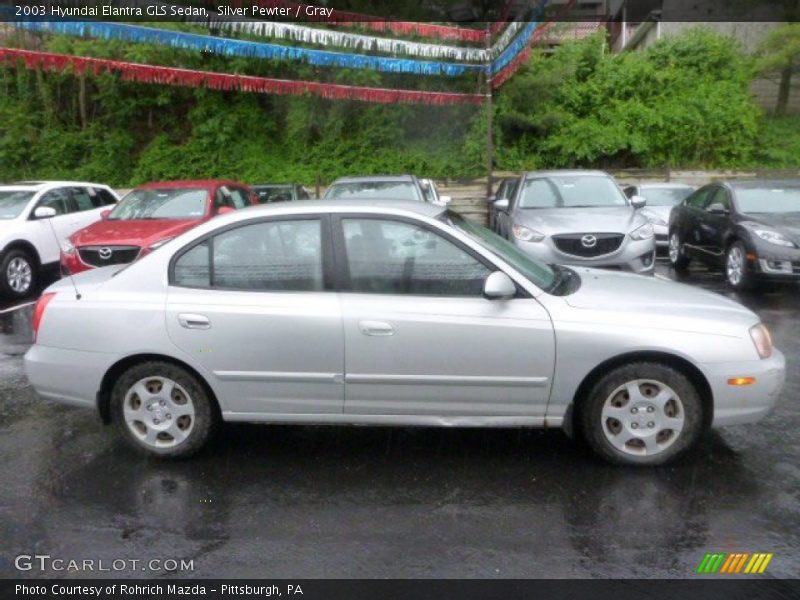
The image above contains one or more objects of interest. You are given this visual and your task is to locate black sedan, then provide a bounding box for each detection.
[668,179,800,290]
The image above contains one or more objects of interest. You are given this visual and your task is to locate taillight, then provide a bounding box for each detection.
[31,292,56,342]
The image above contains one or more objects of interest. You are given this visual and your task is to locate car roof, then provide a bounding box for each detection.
[727,179,800,189]
[214,198,446,220]
[522,170,611,179]
[637,182,695,189]
[135,180,245,190]
[330,175,415,184]
[251,183,295,188]
[3,180,113,191]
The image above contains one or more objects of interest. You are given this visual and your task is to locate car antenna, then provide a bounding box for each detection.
[41,208,81,300]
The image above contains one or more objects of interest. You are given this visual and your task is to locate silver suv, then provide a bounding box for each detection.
[495,171,655,274]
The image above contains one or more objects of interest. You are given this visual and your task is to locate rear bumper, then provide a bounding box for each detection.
[24,344,116,412]
[703,350,785,426]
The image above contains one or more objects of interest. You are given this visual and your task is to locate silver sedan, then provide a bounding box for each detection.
[495,171,656,274]
[25,200,784,466]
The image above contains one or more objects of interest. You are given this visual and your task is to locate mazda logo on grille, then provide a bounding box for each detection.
[581,235,598,248]
[98,247,113,260]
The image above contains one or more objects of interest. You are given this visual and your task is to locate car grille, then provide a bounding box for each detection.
[78,245,141,267]
[552,233,624,258]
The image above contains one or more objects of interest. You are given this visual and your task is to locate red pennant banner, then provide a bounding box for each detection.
[241,0,486,42]
[0,48,485,106]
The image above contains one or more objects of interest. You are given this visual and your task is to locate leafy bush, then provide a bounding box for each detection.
[495,28,763,169]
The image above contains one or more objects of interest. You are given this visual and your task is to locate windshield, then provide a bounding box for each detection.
[0,191,35,219]
[447,211,558,292]
[639,187,694,206]
[325,181,420,202]
[519,175,628,209]
[254,186,293,203]
[110,188,208,220]
[736,185,800,214]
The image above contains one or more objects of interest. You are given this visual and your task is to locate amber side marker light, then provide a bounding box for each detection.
[728,377,756,386]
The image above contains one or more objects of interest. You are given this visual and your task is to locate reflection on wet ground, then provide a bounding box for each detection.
[0,263,797,578]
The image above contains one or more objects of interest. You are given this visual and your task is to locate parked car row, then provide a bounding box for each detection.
[488,172,800,291]
[0,174,456,299]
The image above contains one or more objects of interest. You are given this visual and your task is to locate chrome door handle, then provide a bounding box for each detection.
[178,313,211,330]
[358,321,394,337]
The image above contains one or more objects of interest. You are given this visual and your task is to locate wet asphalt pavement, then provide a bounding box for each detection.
[0,263,797,580]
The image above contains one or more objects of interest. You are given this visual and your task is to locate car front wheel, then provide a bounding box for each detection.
[580,362,704,466]
[110,361,219,458]
[725,241,757,291]
[0,249,37,298]
[668,231,690,271]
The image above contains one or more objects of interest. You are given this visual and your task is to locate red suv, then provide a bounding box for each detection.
[61,180,256,274]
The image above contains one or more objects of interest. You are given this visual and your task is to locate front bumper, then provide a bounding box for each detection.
[703,350,785,426]
[60,250,93,276]
[653,224,668,248]
[511,235,656,275]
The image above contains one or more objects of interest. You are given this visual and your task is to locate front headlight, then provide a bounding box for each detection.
[749,323,773,359]
[754,229,795,248]
[629,222,654,241]
[512,224,545,242]
[149,237,174,250]
[60,239,75,254]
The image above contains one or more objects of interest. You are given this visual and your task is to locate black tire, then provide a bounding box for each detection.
[0,248,37,298]
[668,231,690,272]
[725,241,758,291]
[110,361,219,458]
[579,362,704,466]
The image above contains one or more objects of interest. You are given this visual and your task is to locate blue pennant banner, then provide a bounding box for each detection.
[13,19,487,77]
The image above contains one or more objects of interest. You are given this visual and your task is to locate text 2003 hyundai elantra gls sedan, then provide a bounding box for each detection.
[24,201,785,466]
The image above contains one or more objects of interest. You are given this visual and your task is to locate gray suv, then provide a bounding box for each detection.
[495,170,656,274]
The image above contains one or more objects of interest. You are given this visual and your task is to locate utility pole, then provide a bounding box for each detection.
[485,23,494,201]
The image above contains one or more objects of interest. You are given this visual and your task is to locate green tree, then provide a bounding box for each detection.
[755,23,800,115]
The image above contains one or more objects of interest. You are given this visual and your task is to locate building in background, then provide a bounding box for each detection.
[606,0,798,113]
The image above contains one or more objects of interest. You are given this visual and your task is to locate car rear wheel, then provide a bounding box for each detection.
[725,241,757,291]
[668,231,690,271]
[110,362,219,458]
[0,249,37,298]
[580,362,704,466]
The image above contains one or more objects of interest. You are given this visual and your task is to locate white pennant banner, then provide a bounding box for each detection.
[206,19,527,63]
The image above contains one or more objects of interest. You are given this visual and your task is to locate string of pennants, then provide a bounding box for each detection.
[0,47,485,105]
[3,0,567,105]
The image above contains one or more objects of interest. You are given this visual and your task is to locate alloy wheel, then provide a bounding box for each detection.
[123,376,196,449]
[6,257,32,294]
[601,379,685,457]
[726,245,744,286]
[668,233,680,264]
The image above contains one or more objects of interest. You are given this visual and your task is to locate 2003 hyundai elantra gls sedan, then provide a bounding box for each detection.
[24,201,785,465]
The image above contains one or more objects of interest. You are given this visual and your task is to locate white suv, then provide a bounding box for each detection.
[0,181,119,298]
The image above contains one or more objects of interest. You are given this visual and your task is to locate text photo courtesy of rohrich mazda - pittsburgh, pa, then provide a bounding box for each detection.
[1,1,799,598]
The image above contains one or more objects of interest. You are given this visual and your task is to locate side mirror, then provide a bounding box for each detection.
[216,206,235,215]
[100,209,111,220]
[483,271,516,300]
[494,198,510,211]
[631,195,647,209]
[439,195,452,205]
[707,202,728,215]
[33,206,57,219]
